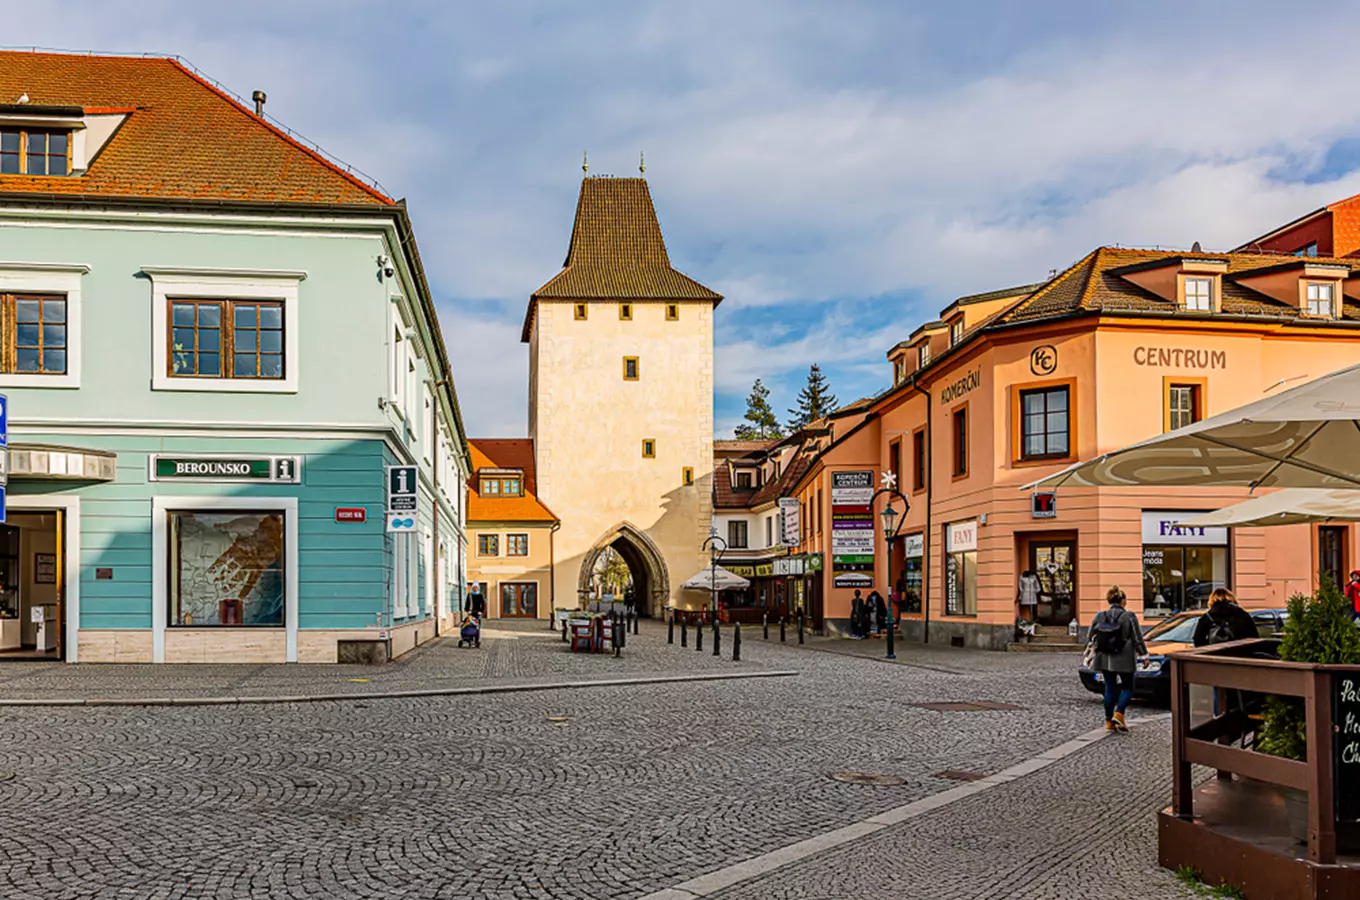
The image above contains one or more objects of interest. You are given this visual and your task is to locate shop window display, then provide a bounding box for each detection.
[1142,545,1227,619]
[169,510,285,626]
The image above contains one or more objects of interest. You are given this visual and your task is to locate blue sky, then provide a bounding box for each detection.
[12,0,1360,436]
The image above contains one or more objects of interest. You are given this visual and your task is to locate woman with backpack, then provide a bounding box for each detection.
[1085,586,1147,733]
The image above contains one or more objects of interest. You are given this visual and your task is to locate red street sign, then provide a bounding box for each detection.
[335,507,367,523]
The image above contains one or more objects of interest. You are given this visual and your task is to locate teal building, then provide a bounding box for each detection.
[0,51,469,662]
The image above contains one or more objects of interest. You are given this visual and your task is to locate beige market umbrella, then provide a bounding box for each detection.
[1027,363,1360,490]
[681,566,751,592]
[1174,489,1360,529]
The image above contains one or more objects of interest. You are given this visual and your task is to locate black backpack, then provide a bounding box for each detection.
[1204,611,1236,645]
[1092,610,1127,655]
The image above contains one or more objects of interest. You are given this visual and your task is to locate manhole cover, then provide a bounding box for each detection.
[828,771,905,786]
[910,701,1025,712]
[936,770,986,782]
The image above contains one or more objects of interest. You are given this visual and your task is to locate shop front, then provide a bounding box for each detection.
[1141,511,1230,619]
[897,533,924,616]
[718,561,774,623]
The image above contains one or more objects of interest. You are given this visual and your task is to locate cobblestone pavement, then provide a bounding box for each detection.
[0,624,1184,898]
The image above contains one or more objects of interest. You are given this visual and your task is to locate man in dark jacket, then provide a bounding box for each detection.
[1192,588,1256,647]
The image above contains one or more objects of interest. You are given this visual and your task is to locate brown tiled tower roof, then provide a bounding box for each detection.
[522,176,721,341]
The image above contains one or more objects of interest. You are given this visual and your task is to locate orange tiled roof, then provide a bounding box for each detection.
[522,176,720,341]
[0,51,391,205]
[467,439,558,524]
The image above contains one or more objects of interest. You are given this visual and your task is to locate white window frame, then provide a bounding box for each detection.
[151,495,299,663]
[1184,277,1213,312]
[950,320,963,346]
[0,262,87,388]
[918,343,930,368]
[1306,281,1336,317]
[145,267,304,393]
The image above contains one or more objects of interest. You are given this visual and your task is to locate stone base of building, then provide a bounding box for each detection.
[76,619,439,664]
[899,618,1013,651]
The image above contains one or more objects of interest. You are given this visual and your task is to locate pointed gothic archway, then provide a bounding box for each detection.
[577,522,670,617]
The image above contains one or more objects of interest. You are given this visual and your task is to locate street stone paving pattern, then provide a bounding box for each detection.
[0,624,1188,898]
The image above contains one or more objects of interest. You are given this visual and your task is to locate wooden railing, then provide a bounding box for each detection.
[1170,640,1360,865]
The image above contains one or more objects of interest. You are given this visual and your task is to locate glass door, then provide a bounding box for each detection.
[500,582,538,618]
[1319,526,1347,591]
[1031,542,1076,626]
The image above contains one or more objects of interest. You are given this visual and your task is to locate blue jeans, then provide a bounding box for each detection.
[1101,671,1134,720]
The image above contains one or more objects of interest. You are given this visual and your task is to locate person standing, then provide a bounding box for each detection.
[1086,586,1147,733]
[850,590,867,639]
[1345,571,1360,621]
[868,590,888,635]
[1192,588,1256,647]
[466,583,487,619]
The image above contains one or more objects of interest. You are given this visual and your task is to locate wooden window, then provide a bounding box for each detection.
[506,534,529,556]
[1019,386,1070,459]
[480,477,500,496]
[623,356,639,381]
[951,406,968,478]
[501,477,522,497]
[682,467,694,486]
[0,293,67,374]
[170,299,283,379]
[0,129,70,176]
[950,320,964,346]
[477,534,499,557]
[619,303,633,320]
[1306,282,1336,317]
[735,470,753,488]
[479,476,521,497]
[1184,277,1213,312]
[728,520,748,549]
[666,304,679,321]
[642,439,655,458]
[889,440,902,490]
[1294,243,1319,258]
[765,517,773,547]
[918,343,931,368]
[912,428,927,492]
[816,488,823,534]
[1164,379,1206,432]
[574,303,588,320]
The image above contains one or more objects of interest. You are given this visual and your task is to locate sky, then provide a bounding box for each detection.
[10,0,1360,438]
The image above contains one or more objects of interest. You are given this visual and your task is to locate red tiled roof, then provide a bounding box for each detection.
[467,439,558,523]
[0,51,391,205]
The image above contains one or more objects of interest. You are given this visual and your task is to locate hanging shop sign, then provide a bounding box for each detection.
[805,554,823,572]
[754,563,774,578]
[947,520,978,553]
[1031,491,1057,518]
[1141,512,1228,546]
[725,565,756,577]
[903,533,924,558]
[386,465,419,533]
[833,572,873,589]
[779,497,801,547]
[150,455,301,483]
[773,557,805,577]
[830,471,874,507]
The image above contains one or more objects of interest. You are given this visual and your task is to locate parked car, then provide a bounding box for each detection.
[1077,607,1287,704]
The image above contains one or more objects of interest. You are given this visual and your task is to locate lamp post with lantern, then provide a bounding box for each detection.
[701,525,728,624]
[872,472,909,660]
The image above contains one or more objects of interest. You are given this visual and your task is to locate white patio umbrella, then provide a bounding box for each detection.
[1175,489,1360,529]
[681,566,751,592]
[1027,363,1360,490]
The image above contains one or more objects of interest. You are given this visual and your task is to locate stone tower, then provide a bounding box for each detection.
[523,176,719,615]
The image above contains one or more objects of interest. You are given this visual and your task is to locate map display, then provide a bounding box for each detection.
[171,511,284,626]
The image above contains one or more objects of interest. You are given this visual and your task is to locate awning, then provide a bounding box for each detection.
[681,565,751,592]
[7,443,117,482]
[1175,489,1360,529]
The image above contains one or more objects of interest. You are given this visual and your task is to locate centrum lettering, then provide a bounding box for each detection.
[175,461,252,476]
[939,368,982,405]
[1133,347,1227,369]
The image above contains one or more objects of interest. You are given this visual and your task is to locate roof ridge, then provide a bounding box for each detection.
[1074,248,1104,310]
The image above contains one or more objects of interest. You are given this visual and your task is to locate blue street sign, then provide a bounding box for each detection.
[0,393,8,448]
[0,486,8,524]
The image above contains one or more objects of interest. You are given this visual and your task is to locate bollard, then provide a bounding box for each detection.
[712,620,720,657]
[613,613,621,658]
[779,617,786,642]
[668,615,675,645]
[562,618,568,643]
[696,621,704,652]
[733,622,742,662]
[681,618,688,648]
[634,611,639,635]
[886,615,896,660]
[798,612,805,645]
[618,612,627,650]
[763,612,769,641]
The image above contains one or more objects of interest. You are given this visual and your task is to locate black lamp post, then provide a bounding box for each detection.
[872,481,908,660]
[701,526,728,624]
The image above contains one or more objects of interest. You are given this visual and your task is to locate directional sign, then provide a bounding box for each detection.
[387,514,417,533]
[0,393,8,449]
[386,465,418,512]
[0,486,8,524]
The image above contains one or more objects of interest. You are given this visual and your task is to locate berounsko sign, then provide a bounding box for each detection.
[150,455,301,483]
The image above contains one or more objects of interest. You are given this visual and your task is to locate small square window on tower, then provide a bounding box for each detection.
[623,356,639,380]
[682,467,694,486]
[619,303,632,320]
[666,304,679,321]
[574,303,588,320]
[642,439,656,458]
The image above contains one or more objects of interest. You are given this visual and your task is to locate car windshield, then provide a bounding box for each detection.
[1145,616,1201,643]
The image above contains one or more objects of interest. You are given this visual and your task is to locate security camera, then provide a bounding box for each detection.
[377,255,395,279]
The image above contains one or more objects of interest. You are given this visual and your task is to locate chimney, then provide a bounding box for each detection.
[251,90,267,116]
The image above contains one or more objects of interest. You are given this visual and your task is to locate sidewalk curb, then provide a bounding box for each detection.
[0,669,800,708]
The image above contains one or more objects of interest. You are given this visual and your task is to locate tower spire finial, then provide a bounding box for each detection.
[582,150,589,175]
[639,151,646,174]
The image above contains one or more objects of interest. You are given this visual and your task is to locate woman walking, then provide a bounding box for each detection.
[1086,586,1147,733]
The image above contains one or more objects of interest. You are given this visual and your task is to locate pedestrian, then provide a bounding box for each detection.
[1345,571,1360,621]
[466,583,487,620]
[1085,586,1147,733]
[850,590,867,639]
[1192,588,1256,647]
[868,590,888,634]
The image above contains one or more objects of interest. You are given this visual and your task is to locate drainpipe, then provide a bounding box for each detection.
[909,373,934,645]
[549,520,560,627]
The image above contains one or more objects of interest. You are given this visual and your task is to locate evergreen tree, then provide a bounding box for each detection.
[787,364,839,432]
[734,379,784,440]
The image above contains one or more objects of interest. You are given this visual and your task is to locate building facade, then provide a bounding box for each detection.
[523,175,718,616]
[0,51,469,663]
[788,243,1360,647]
[465,439,557,619]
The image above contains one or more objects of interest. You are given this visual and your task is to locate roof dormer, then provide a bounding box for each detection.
[0,104,132,177]
[1112,256,1228,312]
[1231,261,1349,317]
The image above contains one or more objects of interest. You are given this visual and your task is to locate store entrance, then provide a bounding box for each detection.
[1031,541,1076,626]
[0,510,64,661]
[1319,526,1347,591]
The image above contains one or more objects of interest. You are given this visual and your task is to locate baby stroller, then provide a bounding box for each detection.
[457,614,482,648]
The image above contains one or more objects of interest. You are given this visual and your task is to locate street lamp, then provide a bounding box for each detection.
[701,525,728,624]
[872,473,908,660]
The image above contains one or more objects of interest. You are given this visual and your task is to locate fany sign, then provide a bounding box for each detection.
[947,520,978,553]
[1141,512,1228,546]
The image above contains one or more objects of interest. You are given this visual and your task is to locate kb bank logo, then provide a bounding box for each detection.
[1030,345,1058,376]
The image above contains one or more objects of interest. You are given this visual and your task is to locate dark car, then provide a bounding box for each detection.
[1077,607,1287,704]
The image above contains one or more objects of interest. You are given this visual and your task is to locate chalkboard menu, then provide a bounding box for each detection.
[1336,674,1360,823]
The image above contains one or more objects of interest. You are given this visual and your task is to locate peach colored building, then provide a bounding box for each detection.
[787,247,1360,647]
[465,439,559,620]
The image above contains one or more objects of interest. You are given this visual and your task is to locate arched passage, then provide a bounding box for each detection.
[577,522,670,617]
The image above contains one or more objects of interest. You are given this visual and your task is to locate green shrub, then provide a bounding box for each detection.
[1258,578,1360,761]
